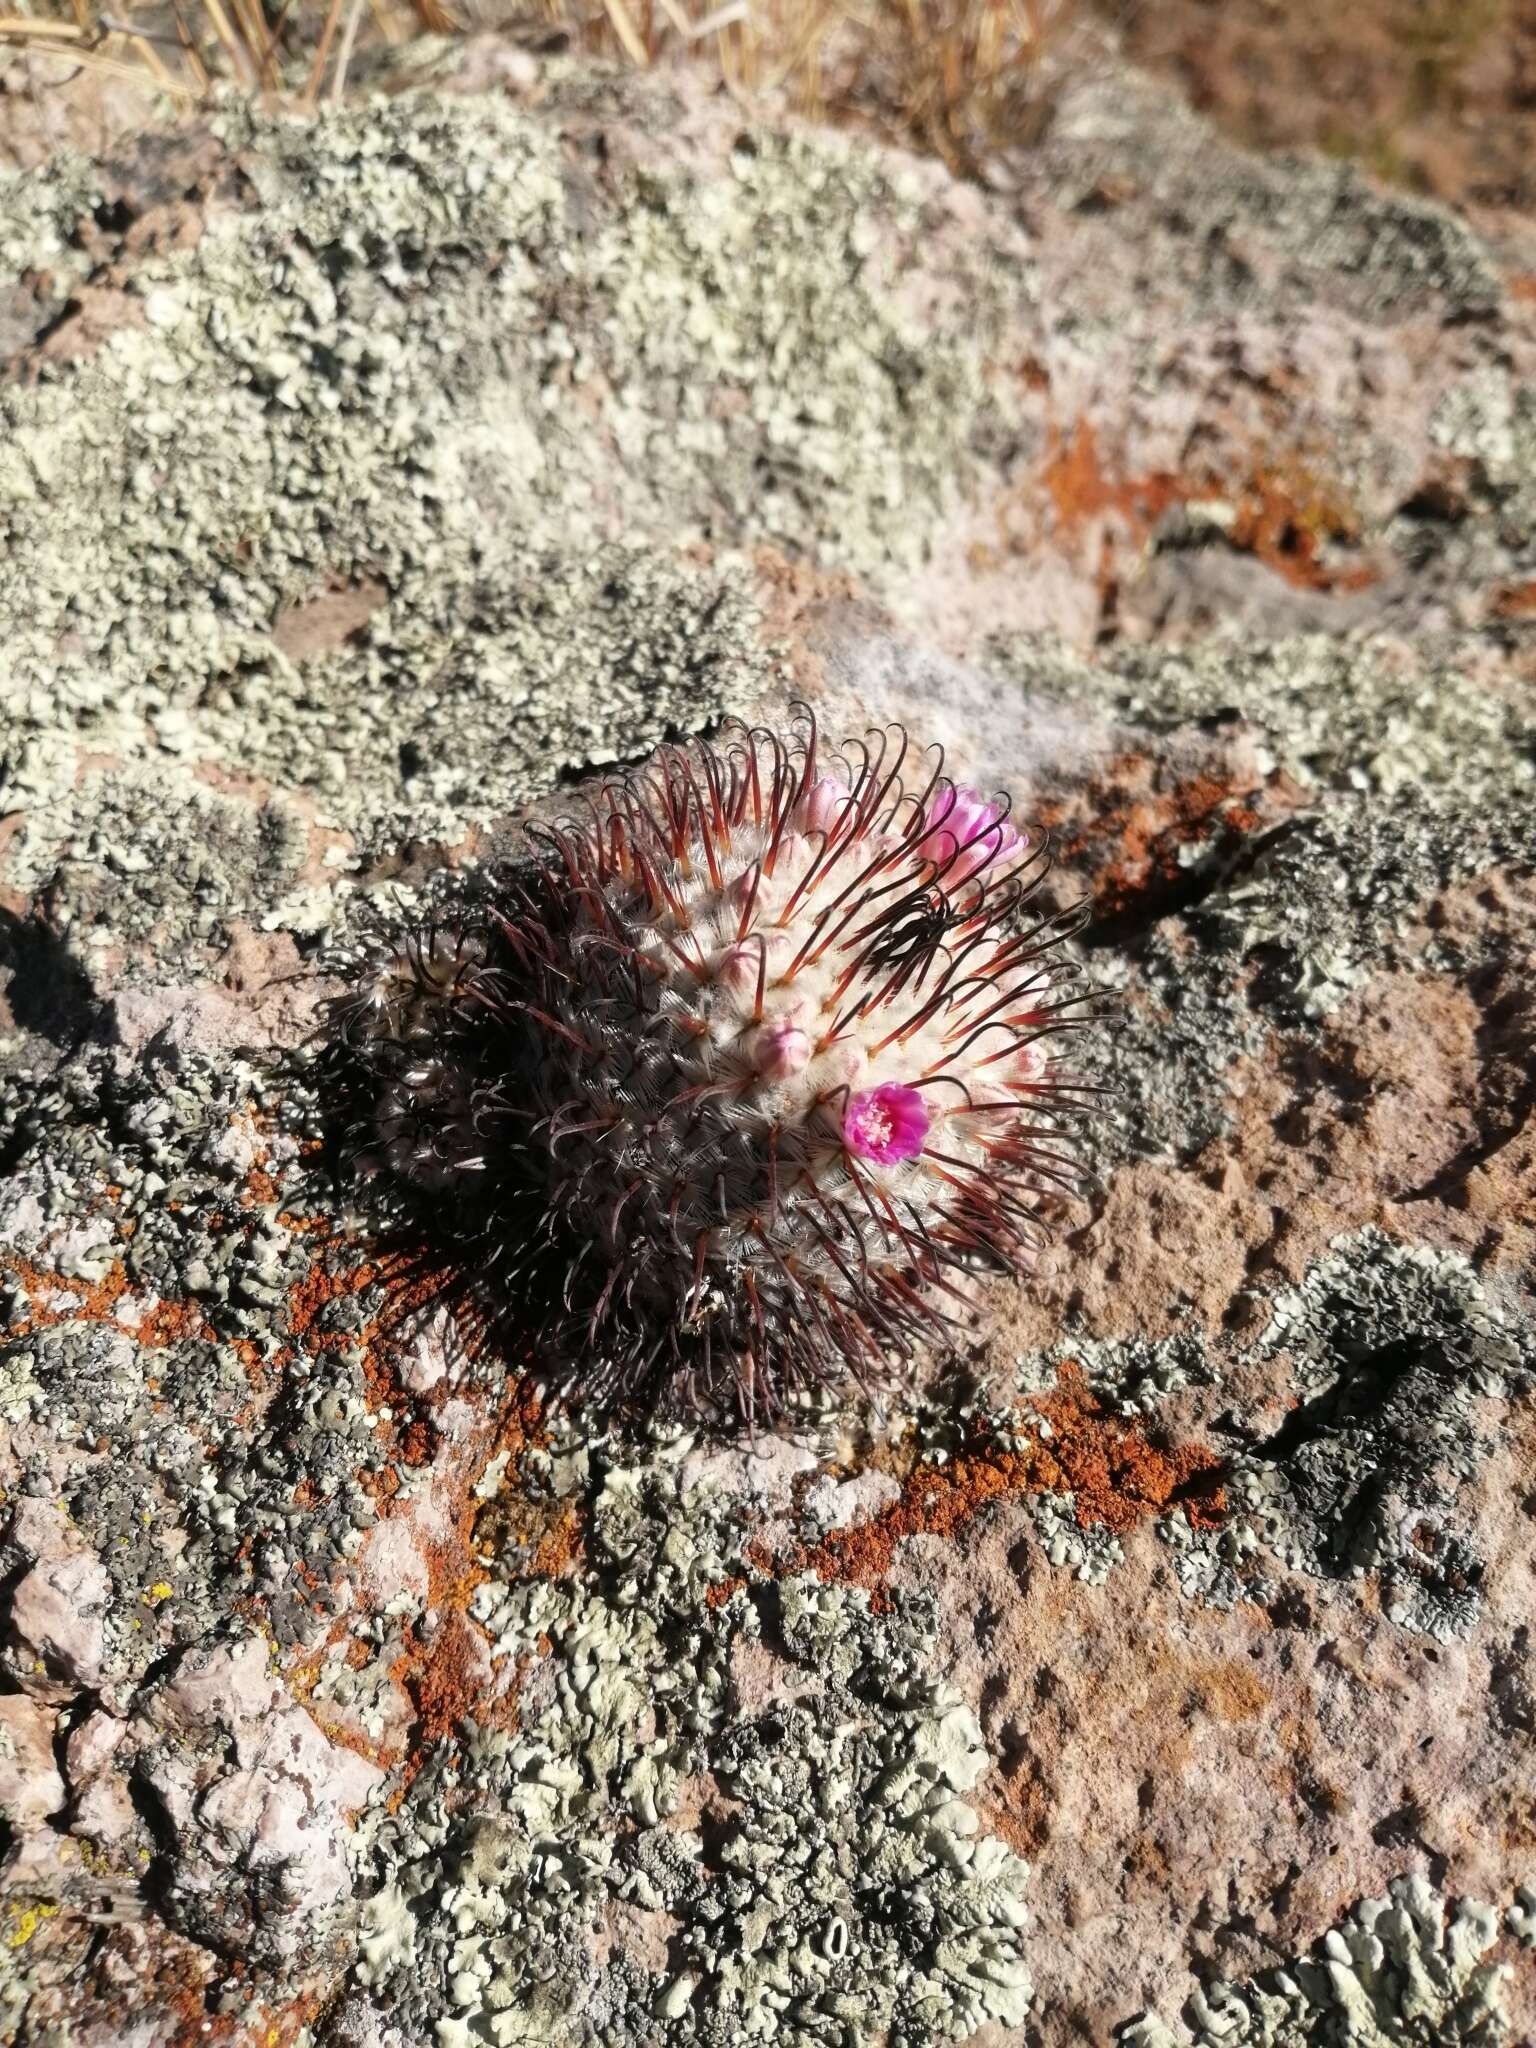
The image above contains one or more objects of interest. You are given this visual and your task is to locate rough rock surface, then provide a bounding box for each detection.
[1,47,1533,2048]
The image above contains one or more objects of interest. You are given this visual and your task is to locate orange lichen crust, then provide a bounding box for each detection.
[976,418,1380,608]
[772,1364,1226,1597]
[1492,578,1536,618]
[1048,420,1379,594]
[2,1252,207,1347]
[1036,751,1271,929]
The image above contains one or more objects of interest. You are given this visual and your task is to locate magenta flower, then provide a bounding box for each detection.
[843,1082,931,1164]
[919,786,1024,886]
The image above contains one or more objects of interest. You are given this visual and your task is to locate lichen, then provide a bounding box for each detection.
[987,632,1536,1162]
[1431,370,1536,537]
[1033,69,1503,327]
[1,89,1015,976]
[1117,1872,1515,2046]
[1012,1328,1214,1419]
[358,1444,1034,2046]
[5,769,310,977]
[1159,1230,1531,1639]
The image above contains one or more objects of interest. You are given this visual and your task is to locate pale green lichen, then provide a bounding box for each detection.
[358,1447,1033,2046]
[1118,1873,1516,2046]
[5,769,309,974]
[993,631,1535,810]
[1431,370,1536,536]
[1012,1328,1214,1419]
[0,87,1013,949]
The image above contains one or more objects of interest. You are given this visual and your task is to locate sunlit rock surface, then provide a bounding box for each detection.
[1,50,1533,2048]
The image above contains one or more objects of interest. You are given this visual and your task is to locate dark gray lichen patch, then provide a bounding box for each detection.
[1086,929,1267,1166]
[1160,1230,1531,1639]
[0,1040,416,1694]
[1188,790,1535,1025]
[1000,1232,1531,1640]
[1030,70,1503,328]
[5,771,311,982]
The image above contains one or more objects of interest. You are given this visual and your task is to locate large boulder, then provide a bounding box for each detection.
[1,45,1532,2048]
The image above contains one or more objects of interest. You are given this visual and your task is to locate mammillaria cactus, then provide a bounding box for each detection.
[333,715,1097,1423]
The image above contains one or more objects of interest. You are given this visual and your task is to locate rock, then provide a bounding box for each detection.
[359,1519,431,1612]
[148,1636,282,1733]
[0,1693,65,1829]
[1,1499,111,1700]
[131,1636,385,1964]
[0,37,1533,2048]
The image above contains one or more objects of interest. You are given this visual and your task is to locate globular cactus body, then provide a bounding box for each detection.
[337,718,1095,1422]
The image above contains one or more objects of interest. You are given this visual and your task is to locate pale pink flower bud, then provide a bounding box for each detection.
[793,775,854,839]
[718,940,764,998]
[753,1016,812,1080]
[1011,1039,1049,1086]
[728,863,761,913]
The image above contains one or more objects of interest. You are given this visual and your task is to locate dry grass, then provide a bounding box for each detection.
[0,0,1070,170]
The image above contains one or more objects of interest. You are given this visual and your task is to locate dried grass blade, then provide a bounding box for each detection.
[301,0,345,100]
[690,1,745,38]
[168,0,210,88]
[12,37,192,88]
[0,16,85,36]
[601,0,649,67]
[368,0,403,48]
[198,0,255,83]
[328,0,364,101]
[108,20,183,88]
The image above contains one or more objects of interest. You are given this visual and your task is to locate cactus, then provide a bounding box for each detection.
[332,716,1097,1422]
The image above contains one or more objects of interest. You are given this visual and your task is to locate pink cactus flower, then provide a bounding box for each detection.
[753,1016,812,1080]
[843,1082,931,1164]
[919,786,1024,886]
[793,775,854,839]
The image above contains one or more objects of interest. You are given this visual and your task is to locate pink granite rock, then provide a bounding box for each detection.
[0,1692,65,1830]
[2,1500,110,1702]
